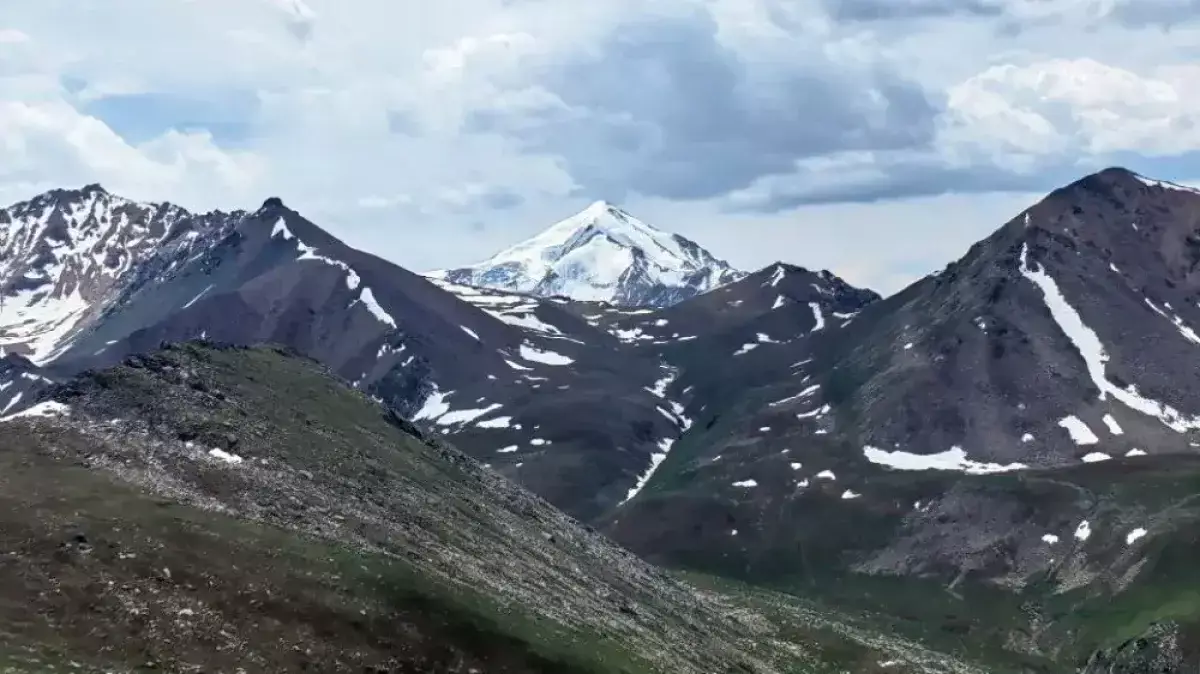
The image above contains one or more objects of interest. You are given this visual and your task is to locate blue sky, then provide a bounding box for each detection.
[2,0,1199,294]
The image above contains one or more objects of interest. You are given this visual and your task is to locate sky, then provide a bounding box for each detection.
[2,0,1199,295]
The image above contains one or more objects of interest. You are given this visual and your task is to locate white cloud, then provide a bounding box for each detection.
[0,29,30,44]
[1,0,1199,295]
[0,97,263,208]
[946,59,1200,157]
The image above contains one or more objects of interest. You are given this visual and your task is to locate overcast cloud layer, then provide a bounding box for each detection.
[2,0,1199,293]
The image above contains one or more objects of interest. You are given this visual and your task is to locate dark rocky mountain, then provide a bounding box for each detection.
[604,167,1200,672]
[428,200,745,308]
[0,342,986,673]
[426,259,880,512]
[0,187,694,522]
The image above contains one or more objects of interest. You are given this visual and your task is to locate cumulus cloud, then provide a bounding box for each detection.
[944,59,1200,157]
[0,96,263,208]
[464,7,941,201]
[717,55,1200,210]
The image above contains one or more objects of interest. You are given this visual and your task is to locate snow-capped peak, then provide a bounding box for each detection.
[0,186,202,364]
[428,201,744,307]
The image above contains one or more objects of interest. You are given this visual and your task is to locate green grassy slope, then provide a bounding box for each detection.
[0,343,993,673]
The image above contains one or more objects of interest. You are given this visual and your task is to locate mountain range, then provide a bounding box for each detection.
[4,168,1200,672]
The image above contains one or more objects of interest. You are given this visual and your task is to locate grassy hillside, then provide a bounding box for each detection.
[0,342,994,673]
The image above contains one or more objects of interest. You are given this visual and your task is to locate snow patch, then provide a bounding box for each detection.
[271,217,295,240]
[1,392,23,414]
[294,236,361,290]
[1134,173,1200,194]
[864,445,1027,474]
[770,384,819,407]
[518,344,573,366]
[484,309,562,335]
[0,399,69,422]
[1144,297,1200,346]
[437,403,503,426]
[476,416,513,429]
[413,386,453,421]
[182,284,214,309]
[208,448,243,464]
[622,437,677,504]
[796,405,831,422]
[808,302,825,331]
[1021,244,1200,433]
[0,284,91,365]
[354,288,397,328]
[1057,415,1099,445]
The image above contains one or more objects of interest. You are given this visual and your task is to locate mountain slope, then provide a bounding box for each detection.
[429,201,745,307]
[602,167,1200,671]
[0,187,732,523]
[0,342,988,673]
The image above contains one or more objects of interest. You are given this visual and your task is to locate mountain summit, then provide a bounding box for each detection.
[429,200,745,307]
[0,186,195,364]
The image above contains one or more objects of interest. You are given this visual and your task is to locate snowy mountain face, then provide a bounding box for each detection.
[0,185,202,364]
[429,201,745,308]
